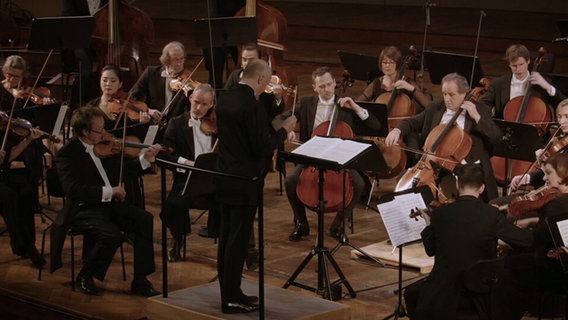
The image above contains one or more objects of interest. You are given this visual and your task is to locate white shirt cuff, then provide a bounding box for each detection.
[356,108,369,120]
[102,186,113,202]
[139,154,151,170]
[177,156,188,164]
[548,85,556,97]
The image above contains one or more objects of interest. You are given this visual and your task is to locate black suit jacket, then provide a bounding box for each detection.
[414,195,532,319]
[397,100,502,199]
[295,95,382,142]
[480,74,566,119]
[50,137,145,272]
[216,84,287,206]
[130,65,188,120]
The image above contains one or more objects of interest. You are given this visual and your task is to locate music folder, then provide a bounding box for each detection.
[424,50,484,85]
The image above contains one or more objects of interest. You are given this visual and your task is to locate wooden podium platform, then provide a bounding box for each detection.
[148,279,350,320]
[350,240,434,274]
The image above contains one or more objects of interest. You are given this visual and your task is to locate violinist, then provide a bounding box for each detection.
[157,83,219,262]
[356,46,431,111]
[51,106,162,296]
[480,44,566,119]
[1,55,54,109]
[492,153,568,320]
[286,66,382,242]
[0,126,47,269]
[130,41,190,128]
[86,64,151,128]
[403,164,532,319]
[385,73,502,200]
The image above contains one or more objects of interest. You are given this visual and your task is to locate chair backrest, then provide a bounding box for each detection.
[462,258,505,294]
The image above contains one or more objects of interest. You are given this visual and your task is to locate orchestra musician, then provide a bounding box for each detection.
[130,41,190,128]
[403,163,532,319]
[491,153,568,320]
[479,44,566,119]
[385,73,502,201]
[286,66,382,242]
[157,83,219,262]
[215,60,296,313]
[50,106,162,296]
[0,127,47,269]
[1,55,54,109]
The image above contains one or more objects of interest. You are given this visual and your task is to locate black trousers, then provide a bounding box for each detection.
[72,202,155,281]
[217,203,256,304]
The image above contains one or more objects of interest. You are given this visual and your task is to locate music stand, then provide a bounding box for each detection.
[378,185,434,320]
[106,123,151,142]
[353,102,389,137]
[542,73,568,96]
[492,120,544,191]
[424,50,483,85]
[14,103,63,136]
[280,136,388,300]
[557,19,568,37]
[194,16,257,49]
[337,50,382,84]
[28,16,94,51]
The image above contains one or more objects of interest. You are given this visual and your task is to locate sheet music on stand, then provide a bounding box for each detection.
[292,136,371,165]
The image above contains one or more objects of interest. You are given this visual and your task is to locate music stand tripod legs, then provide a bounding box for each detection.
[384,244,407,320]
[283,168,356,300]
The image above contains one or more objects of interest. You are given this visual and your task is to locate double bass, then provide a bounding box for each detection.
[235,0,298,108]
[91,0,154,89]
[490,50,552,186]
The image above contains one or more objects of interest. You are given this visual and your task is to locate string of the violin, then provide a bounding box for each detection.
[23,49,53,108]
[1,79,23,151]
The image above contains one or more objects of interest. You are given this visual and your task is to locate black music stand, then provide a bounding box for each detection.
[353,102,389,138]
[337,50,382,84]
[378,186,434,320]
[424,50,484,85]
[492,120,544,191]
[14,103,63,136]
[542,73,568,96]
[280,137,388,300]
[106,123,151,142]
[194,16,257,49]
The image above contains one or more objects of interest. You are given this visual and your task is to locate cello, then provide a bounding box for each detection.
[91,0,154,89]
[490,50,552,186]
[235,0,298,109]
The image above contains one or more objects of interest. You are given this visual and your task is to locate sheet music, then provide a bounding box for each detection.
[52,104,68,137]
[378,192,428,248]
[144,125,159,145]
[291,136,371,165]
[557,219,568,246]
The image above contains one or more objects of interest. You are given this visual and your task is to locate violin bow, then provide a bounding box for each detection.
[1,79,23,152]
[118,91,133,186]
[161,57,204,123]
[23,49,54,108]
[469,10,486,88]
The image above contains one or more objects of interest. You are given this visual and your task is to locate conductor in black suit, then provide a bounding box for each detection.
[51,106,162,296]
[158,83,218,262]
[215,59,296,313]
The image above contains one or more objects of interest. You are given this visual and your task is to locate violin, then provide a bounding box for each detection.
[265,75,296,95]
[200,109,217,136]
[507,185,560,218]
[93,132,171,158]
[408,198,457,220]
[0,111,59,142]
[107,93,149,123]
[168,65,204,96]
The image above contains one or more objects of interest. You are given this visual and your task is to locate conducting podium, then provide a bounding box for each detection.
[280,136,388,300]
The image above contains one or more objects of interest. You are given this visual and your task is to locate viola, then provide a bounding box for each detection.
[94,132,171,158]
[492,49,552,186]
[507,185,560,218]
[0,111,60,142]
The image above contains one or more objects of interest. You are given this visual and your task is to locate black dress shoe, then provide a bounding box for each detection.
[131,278,160,297]
[288,221,309,241]
[221,301,259,314]
[239,293,259,303]
[77,273,100,296]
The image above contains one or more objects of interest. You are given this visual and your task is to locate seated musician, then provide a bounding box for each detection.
[403,163,532,319]
[86,64,151,128]
[479,44,566,119]
[385,73,502,201]
[492,153,568,319]
[1,55,55,109]
[130,41,190,127]
[157,83,219,262]
[0,127,47,269]
[286,66,382,242]
[51,106,162,296]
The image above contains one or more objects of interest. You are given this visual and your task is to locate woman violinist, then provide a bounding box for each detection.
[85,64,151,129]
[492,153,568,320]
[1,55,55,110]
[385,73,502,201]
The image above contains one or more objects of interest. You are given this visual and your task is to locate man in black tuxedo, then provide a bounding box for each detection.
[130,41,190,132]
[215,59,296,313]
[403,164,532,319]
[158,83,218,262]
[285,66,382,242]
[51,106,162,296]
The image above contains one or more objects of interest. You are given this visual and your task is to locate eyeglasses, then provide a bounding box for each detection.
[90,128,104,135]
[381,61,396,66]
[5,72,22,79]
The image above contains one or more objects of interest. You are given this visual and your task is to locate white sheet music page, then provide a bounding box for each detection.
[557,219,568,246]
[52,104,69,137]
[378,192,428,248]
[291,136,370,165]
